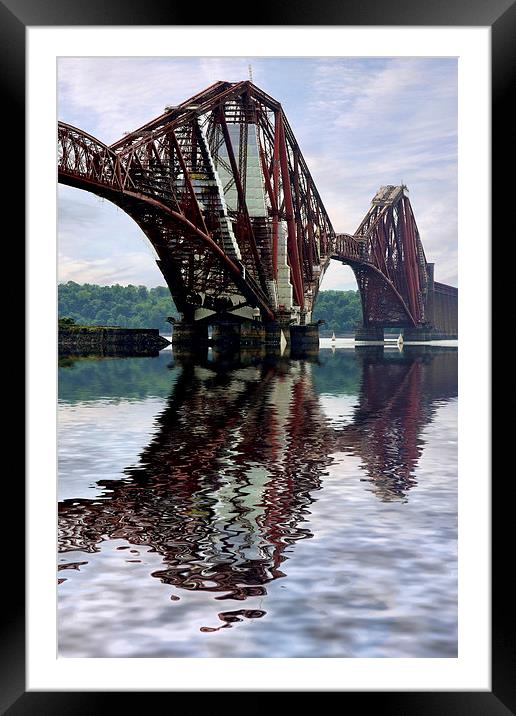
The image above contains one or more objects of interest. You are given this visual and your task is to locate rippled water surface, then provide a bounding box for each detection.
[58,343,458,657]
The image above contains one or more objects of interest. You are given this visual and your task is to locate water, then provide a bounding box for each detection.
[58,342,458,658]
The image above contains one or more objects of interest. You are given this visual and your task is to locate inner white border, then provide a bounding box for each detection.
[27,26,490,691]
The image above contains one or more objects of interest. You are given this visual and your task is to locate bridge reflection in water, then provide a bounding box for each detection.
[58,346,457,632]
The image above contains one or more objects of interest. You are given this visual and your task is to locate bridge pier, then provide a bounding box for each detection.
[265,322,289,348]
[355,326,384,343]
[212,317,265,347]
[403,328,458,342]
[211,318,241,346]
[240,320,266,346]
[290,323,320,348]
[289,323,320,359]
[171,320,209,347]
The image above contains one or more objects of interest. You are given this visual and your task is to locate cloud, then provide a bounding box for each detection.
[295,58,458,285]
[319,262,357,292]
[58,57,255,144]
[58,252,164,287]
[58,184,164,285]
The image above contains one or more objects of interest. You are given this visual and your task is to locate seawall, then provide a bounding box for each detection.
[58,326,171,356]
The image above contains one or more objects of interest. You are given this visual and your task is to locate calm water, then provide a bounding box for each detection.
[58,343,458,658]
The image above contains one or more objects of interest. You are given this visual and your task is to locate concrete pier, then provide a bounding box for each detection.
[403,328,458,342]
[265,322,289,348]
[289,323,320,360]
[355,325,457,343]
[212,318,265,346]
[211,318,241,345]
[171,320,209,346]
[355,326,384,342]
[290,323,320,349]
[240,320,266,346]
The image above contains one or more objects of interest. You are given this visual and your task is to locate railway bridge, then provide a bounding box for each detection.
[58,80,457,345]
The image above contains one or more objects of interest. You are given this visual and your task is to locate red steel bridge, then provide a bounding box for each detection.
[58,80,457,342]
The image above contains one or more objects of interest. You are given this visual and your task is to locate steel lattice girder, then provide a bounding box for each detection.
[332,186,429,327]
[58,84,431,327]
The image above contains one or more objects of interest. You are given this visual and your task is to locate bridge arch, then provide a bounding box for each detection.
[58,123,274,320]
[328,257,418,328]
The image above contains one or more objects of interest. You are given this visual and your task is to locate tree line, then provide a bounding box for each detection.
[58,282,180,335]
[312,289,362,335]
[58,282,362,335]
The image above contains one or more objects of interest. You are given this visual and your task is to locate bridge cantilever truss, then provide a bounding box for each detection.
[58,80,334,325]
[333,185,430,328]
[58,80,455,334]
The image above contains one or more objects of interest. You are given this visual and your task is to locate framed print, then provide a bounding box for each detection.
[5,0,508,710]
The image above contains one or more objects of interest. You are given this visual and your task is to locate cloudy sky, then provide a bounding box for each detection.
[58,56,457,292]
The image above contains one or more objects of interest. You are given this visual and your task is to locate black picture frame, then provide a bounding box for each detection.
[7,0,506,711]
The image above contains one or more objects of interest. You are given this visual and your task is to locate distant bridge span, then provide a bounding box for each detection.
[58,80,457,340]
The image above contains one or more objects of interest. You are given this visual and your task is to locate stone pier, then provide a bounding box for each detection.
[403,328,458,342]
[290,323,320,348]
[240,320,266,346]
[211,318,241,346]
[354,326,384,342]
[170,320,208,346]
[212,318,265,346]
[170,317,333,354]
[289,324,320,359]
[265,322,290,348]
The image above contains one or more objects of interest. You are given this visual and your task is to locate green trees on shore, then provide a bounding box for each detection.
[58,282,180,334]
[58,282,362,336]
[312,289,362,335]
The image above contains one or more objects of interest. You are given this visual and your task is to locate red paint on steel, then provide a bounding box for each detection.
[58,85,438,330]
[271,110,281,281]
[278,115,304,309]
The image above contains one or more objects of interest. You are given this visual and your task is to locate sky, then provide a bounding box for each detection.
[58,57,457,292]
